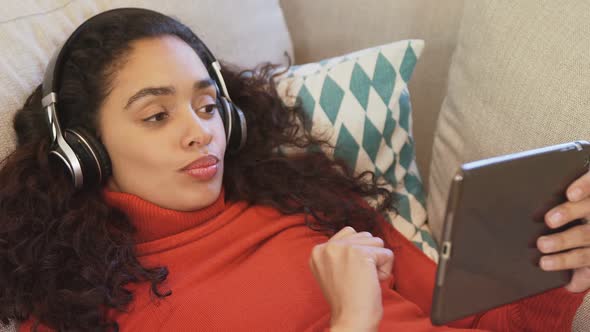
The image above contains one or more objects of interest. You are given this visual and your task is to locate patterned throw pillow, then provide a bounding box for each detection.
[275,40,439,261]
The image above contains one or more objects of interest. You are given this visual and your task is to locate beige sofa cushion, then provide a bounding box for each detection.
[428,1,590,328]
[279,0,465,186]
[0,0,293,164]
[428,0,590,243]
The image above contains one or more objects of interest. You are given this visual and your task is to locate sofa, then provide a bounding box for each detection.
[1,0,589,331]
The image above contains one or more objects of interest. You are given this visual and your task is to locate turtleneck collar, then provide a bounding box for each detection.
[101,188,226,243]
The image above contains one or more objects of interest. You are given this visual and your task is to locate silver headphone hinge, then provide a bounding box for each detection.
[212,61,232,102]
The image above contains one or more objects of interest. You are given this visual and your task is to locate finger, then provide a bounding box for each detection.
[566,170,590,202]
[344,236,385,248]
[544,197,590,229]
[538,223,590,253]
[540,247,590,271]
[565,267,590,293]
[309,244,324,276]
[331,226,357,240]
[373,247,394,281]
[347,231,375,239]
[357,246,394,281]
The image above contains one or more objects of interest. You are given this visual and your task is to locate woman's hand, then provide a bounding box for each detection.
[309,226,394,332]
[537,170,590,292]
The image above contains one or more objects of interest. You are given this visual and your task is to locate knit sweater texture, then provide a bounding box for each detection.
[19,189,586,331]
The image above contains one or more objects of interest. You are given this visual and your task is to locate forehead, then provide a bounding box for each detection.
[112,35,211,88]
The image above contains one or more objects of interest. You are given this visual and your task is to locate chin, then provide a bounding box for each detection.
[175,184,222,211]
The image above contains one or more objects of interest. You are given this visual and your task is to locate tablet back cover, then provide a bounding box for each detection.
[431,141,590,325]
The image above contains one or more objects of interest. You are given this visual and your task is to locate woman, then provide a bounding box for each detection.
[1,8,589,332]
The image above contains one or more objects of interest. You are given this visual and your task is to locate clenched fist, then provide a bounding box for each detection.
[309,226,394,332]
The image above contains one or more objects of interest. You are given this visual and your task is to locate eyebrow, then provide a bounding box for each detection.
[124,78,217,110]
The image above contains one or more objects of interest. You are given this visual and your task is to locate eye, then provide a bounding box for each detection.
[198,104,218,116]
[142,110,169,123]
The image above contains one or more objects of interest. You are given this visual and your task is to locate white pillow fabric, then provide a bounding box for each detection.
[0,0,293,163]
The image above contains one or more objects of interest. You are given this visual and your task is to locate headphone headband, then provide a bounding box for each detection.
[42,8,224,104]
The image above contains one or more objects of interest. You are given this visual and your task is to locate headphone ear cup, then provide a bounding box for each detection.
[63,127,111,188]
[218,96,230,141]
[228,103,247,153]
[218,97,247,154]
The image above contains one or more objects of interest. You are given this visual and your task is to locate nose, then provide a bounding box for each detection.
[181,107,213,149]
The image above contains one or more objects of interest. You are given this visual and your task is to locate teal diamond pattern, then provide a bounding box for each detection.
[382,108,396,148]
[393,192,412,225]
[404,172,426,208]
[319,76,345,124]
[399,90,411,132]
[400,43,417,82]
[334,125,360,171]
[297,84,316,131]
[400,140,414,169]
[420,229,438,251]
[350,63,372,109]
[276,40,438,261]
[362,119,382,163]
[413,241,424,251]
[372,52,396,105]
[374,168,383,179]
[383,161,398,187]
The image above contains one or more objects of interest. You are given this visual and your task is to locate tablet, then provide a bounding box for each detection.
[431,140,590,325]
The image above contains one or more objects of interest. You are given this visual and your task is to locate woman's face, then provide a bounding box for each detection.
[98,35,226,211]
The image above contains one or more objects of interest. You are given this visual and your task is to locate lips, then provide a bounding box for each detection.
[180,155,220,181]
[181,155,219,171]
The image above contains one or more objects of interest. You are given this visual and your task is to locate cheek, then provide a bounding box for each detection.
[100,122,163,173]
[109,139,162,174]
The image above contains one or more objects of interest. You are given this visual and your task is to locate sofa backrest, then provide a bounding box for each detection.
[428,0,590,241]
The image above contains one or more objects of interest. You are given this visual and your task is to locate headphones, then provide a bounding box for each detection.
[41,8,247,190]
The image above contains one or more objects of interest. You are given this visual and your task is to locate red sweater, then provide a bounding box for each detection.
[19,189,586,331]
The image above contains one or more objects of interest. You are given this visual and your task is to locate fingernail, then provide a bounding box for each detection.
[569,188,583,202]
[549,211,563,226]
[538,237,555,251]
[541,257,555,270]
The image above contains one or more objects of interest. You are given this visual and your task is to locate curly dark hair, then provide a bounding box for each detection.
[0,8,395,332]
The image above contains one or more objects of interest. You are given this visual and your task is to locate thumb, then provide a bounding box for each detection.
[565,267,590,293]
[374,248,394,281]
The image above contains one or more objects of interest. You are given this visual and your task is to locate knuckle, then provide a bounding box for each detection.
[551,234,564,250]
[554,254,566,268]
[343,226,356,233]
[569,248,590,268]
[311,244,324,260]
[373,236,385,247]
[311,244,320,256]
[309,248,320,269]
[560,204,572,219]
[580,248,590,265]
[343,244,365,260]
